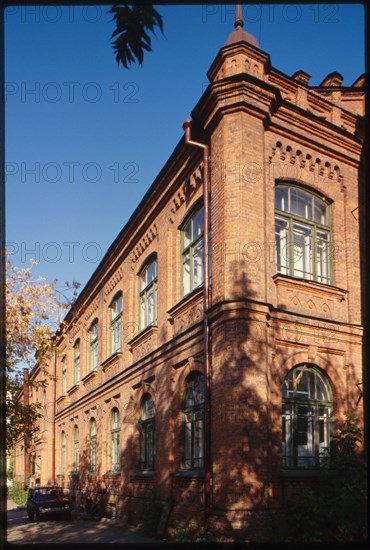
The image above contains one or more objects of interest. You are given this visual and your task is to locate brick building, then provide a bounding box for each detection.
[13,14,365,541]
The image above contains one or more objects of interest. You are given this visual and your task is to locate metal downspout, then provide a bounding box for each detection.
[183,119,212,527]
[52,349,56,485]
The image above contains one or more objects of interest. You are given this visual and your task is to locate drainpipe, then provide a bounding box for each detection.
[52,348,57,485]
[23,368,30,488]
[183,119,212,527]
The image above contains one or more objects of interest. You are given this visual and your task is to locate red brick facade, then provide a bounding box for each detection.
[14,24,365,542]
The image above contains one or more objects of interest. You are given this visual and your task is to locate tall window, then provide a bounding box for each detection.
[182,206,204,296]
[110,294,122,354]
[61,431,66,475]
[73,339,80,385]
[110,408,120,472]
[139,394,156,471]
[89,419,97,473]
[282,365,333,469]
[182,372,205,469]
[61,356,67,395]
[139,258,157,330]
[275,184,331,283]
[89,320,99,372]
[73,426,79,472]
[43,390,47,431]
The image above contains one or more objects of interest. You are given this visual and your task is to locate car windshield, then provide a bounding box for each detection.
[32,488,63,501]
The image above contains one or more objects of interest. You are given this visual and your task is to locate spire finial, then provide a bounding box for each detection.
[235,3,244,28]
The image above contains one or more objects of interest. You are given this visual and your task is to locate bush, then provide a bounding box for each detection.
[8,482,28,506]
[287,413,367,542]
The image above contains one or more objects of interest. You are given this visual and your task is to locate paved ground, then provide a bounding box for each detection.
[6,499,162,546]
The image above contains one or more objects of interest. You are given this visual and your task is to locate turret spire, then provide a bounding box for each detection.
[235,3,244,28]
[225,3,259,48]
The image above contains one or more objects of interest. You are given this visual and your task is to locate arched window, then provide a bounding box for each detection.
[110,408,120,472]
[89,419,97,473]
[61,355,67,395]
[282,365,333,469]
[89,320,99,372]
[73,340,80,385]
[139,257,157,330]
[181,205,204,296]
[61,431,66,475]
[182,372,205,469]
[139,394,156,471]
[110,294,122,354]
[73,426,79,472]
[275,184,331,283]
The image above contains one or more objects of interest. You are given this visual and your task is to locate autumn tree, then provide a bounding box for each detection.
[5,259,80,451]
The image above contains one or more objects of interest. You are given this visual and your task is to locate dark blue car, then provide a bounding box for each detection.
[26,486,71,522]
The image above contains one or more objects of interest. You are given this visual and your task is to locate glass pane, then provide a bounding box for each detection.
[185,375,205,408]
[275,217,289,274]
[275,186,289,211]
[316,230,330,283]
[314,197,328,225]
[292,223,312,279]
[147,286,154,325]
[142,396,155,420]
[140,295,146,330]
[290,188,312,219]
[116,317,122,350]
[193,207,204,240]
[315,375,331,401]
[185,421,192,462]
[182,253,191,295]
[193,239,204,288]
[147,260,157,284]
[183,221,192,248]
[194,419,204,459]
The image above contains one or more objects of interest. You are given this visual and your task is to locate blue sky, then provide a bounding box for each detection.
[5,3,365,304]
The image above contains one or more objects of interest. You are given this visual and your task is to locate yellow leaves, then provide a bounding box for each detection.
[6,259,80,372]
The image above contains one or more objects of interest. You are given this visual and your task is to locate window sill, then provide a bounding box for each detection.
[82,369,98,384]
[67,384,79,396]
[102,351,122,370]
[130,471,156,479]
[103,471,120,478]
[167,286,204,320]
[128,324,158,349]
[281,468,334,478]
[56,394,66,404]
[273,273,348,299]
[171,469,205,479]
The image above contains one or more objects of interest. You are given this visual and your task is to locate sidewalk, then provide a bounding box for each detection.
[6,498,162,545]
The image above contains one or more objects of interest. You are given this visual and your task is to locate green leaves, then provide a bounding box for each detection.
[110,3,164,68]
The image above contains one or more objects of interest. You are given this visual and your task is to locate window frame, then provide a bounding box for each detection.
[182,372,205,470]
[110,408,121,472]
[181,204,205,297]
[89,419,97,473]
[61,355,67,395]
[72,425,79,472]
[73,339,80,386]
[61,431,66,475]
[282,365,333,470]
[138,394,156,471]
[275,183,332,284]
[110,293,123,355]
[139,257,158,331]
[89,320,99,372]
